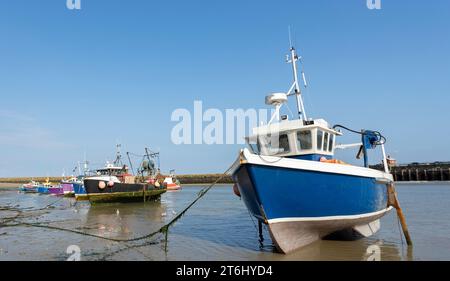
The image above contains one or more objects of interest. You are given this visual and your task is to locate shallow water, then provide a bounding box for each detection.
[0,183,449,261]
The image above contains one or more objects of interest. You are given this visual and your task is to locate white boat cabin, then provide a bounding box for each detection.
[246,118,342,161]
[96,163,129,176]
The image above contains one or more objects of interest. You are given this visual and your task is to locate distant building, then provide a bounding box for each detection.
[386,155,397,167]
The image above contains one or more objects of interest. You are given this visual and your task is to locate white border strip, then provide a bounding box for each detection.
[268,207,393,224]
[241,148,393,180]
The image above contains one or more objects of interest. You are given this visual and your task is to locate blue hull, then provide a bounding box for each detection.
[37,186,49,194]
[19,187,37,193]
[73,183,86,195]
[232,163,388,222]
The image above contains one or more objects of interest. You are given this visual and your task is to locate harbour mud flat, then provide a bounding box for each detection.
[0,183,20,188]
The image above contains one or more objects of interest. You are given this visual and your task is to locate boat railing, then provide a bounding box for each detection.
[334,130,390,174]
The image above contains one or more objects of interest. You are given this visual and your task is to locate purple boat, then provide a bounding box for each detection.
[48,185,64,196]
[60,182,75,196]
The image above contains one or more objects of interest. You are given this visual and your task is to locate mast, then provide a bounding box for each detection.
[286,46,307,121]
[83,152,89,176]
[114,143,123,166]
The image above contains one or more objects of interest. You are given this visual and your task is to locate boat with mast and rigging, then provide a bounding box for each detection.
[230,43,408,253]
[83,144,166,204]
[71,160,91,200]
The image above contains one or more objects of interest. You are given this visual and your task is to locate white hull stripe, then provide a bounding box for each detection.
[234,148,393,180]
[268,207,393,224]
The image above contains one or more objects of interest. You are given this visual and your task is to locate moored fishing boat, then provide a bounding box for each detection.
[231,44,396,253]
[163,170,182,191]
[60,176,81,197]
[83,146,166,203]
[37,178,54,194]
[73,180,88,201]
[19,180,39,193]
[48,185,64,196]
[72,160,90,200]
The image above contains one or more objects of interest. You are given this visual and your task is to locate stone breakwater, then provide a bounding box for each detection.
[0,174,234,186]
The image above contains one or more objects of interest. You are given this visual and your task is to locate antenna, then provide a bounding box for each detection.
[284,25,309,121]
[285,45,308,120]
[114,143,123,166]
[299,56,308,88]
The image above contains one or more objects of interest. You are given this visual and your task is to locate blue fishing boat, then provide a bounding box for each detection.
[70,160,91,200]
[37,179,52,194]
[231,44,397,253]
[73,178,88,200]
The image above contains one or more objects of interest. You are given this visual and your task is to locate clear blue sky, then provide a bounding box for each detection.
[1,0,449,177]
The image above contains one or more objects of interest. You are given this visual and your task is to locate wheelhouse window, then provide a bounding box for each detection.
[277,134,291,154]
[259,133,290,155]
[328,135,334,152]
[323,132,329,152]
[296,130,312,150]
[248,142,260,154]
[317,130,323,150]
[246,137,260,154]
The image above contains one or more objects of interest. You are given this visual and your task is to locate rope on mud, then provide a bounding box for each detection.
[128,164,234,242]
[1,165,234,245]
[0,196,66,225]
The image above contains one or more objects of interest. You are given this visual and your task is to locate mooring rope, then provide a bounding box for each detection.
[1,165,234,245]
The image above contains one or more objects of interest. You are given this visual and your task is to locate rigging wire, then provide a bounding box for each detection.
[332,124,387,145]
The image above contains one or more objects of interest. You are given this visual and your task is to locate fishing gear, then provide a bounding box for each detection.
[333,124,387,167]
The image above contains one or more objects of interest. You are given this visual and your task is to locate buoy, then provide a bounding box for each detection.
[98,181,106,189]
[233,184,241,197]
[108,181,114,187]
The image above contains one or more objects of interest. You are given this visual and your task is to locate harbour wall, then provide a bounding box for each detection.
[0,174,234,185]
[371,162,450,182]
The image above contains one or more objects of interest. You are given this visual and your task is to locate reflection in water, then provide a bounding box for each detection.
[83,200,167,240]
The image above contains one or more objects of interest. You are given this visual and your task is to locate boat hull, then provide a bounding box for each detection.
[267,208,390,253]
[73,183,88,201]
[84,179,166,203]
[20,186,38,193]
[166,183,182,191]
[61,183,75,197]
[231,150,393,253]
[37,186,49,194]
[48,186,64,196]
